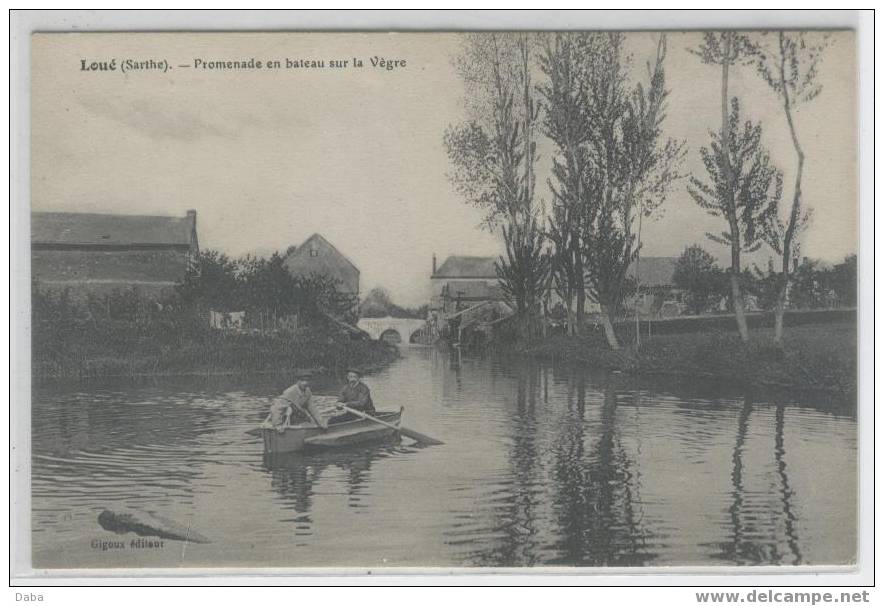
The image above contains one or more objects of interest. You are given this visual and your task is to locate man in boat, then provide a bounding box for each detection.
[270,378,328,431]
[330,369,375,424]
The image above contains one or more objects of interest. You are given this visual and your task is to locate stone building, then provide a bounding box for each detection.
[283,233,360,298]
[31,210,199,301]
[429,255,505,314]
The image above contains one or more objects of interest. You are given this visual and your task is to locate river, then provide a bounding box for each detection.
[31,345,857,568]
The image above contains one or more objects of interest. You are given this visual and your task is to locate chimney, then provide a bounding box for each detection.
[186,210,198,252]
[432,253,437,275]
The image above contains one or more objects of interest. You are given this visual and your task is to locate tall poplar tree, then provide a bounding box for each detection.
[753,31,828,345]
[689,32,757,342]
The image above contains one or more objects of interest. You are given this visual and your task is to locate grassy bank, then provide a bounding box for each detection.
[33,319,399,381]
[528,321,856,395]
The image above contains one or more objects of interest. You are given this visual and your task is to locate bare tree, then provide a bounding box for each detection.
[689,32,757,342]
[445,33,546,343]
[753,31,828,345]
[688,99,783,326]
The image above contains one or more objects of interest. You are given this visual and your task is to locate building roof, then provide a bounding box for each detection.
[630,256,678,288]
[286,233,359,274]
[32,211,196,248]
[284,234,360,293]
[433,255,498,279]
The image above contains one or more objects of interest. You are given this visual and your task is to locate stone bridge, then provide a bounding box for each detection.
[356,316,429,343]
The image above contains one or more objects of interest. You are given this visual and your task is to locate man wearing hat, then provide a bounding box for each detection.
[331,369,375,423]
[271,376,327,430]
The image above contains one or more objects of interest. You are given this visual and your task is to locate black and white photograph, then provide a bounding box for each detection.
[11,13,870,582]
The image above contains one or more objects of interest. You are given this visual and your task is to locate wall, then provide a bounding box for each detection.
[32,247,189,300]
[285,236,359,295]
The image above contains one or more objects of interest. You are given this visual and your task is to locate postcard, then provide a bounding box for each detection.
[25,28,858,571]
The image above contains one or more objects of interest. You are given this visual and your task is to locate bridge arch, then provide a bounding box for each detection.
[356,316,429,343]
[378,328,402,344]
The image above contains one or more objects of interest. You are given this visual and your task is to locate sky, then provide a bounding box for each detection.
[31,32,856,306]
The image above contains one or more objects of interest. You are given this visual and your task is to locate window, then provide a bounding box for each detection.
[310,249,318,257]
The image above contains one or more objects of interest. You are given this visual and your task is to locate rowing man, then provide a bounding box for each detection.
[271,377,328,430]
[330,369,375,423]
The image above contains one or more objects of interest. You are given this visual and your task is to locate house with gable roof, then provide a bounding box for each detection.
[31,210,199,301]
[283,233,360,317]
[429,254,504,314]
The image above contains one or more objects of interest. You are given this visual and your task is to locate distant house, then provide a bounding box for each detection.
[627,256,681,317]
[283,233,360,298]
[430,255,505,314]
[31,210,199,301]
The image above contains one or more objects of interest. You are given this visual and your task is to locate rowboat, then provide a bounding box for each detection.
[258,407,403,454]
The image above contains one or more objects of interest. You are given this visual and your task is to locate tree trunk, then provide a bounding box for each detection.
[773,277,790,346]
[776,32,805,348]
[566,305,576,337]
[518,308,530,347]
[600,304,620,350]
[730,270,750,342]
[773,298,785,346]
[720,34,749,344]
[574,253,585,334]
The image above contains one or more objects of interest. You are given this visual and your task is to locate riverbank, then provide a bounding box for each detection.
[527,321,856,395]
[32,320,399,382]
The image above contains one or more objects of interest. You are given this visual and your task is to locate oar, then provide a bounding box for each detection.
[338,405,444,446]
[245,415,272,437]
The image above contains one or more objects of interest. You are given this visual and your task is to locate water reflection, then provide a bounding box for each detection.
[263,442,400,516]
[722,395,755,563]
[547,377,654,566]
[707,396,808,565]
[775,404,802,565]
[31,348,857,568]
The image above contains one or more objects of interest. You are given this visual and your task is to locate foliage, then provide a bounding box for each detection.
[540,33,684,348]
[747,254,857,311]
[788,258,835,310]
[442,123,500,229]
[828,254,857,307]
[672,245,727,314]
[750,31,829,343]
[529,320,856,395]
[176,249,357,324]
[444,33,540,229]
[688,99,783,256]
[752,31,828,264]
[688,31,767,342]
[360,287,426,319]
[495,210,551,340]
[747,262,784,311]
[31,277,393,380]
[177,250,240,311]
[446,33,547,344]
[688,32,757,68]
[752,31,829,105]
[293,273,359,325]
[537,33,599,325]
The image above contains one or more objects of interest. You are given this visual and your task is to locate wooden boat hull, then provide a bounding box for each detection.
[260,410,402,454]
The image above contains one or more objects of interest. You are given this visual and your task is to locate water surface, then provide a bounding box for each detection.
[31,346,857,568]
